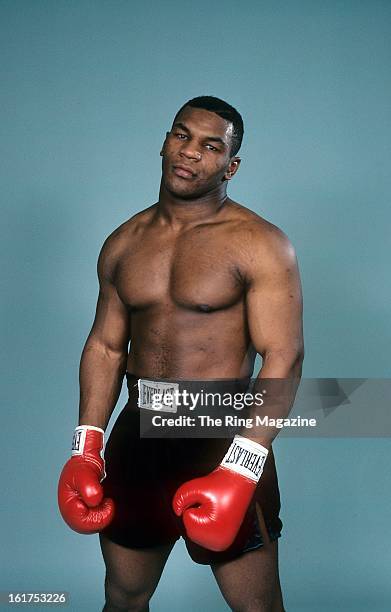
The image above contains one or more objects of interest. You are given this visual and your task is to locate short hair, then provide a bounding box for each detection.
[173,95,244,156]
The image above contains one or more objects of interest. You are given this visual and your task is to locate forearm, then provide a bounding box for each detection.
[78,336,128,429]
[242,350,304,448]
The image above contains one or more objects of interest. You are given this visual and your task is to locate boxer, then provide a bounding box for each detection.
[58,96,304,611]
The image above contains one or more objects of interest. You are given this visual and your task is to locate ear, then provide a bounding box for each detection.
[160,131,170,157]
[224,157,241,180]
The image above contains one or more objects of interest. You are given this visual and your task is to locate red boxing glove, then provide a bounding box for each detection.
[173,435,268,552]
[58,425,114,534]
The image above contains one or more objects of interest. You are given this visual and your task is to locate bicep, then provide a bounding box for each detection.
[246,239,303,360]
[87,238,130,353]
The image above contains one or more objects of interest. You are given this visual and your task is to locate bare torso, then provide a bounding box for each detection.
[110,200,262,379]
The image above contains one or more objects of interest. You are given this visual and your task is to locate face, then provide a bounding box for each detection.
[160,106,241,199]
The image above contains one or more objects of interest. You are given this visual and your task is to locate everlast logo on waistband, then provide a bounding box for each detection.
[138,379,179,413]
[142,384,173,407]
[141,384,177,406]
[224,442,266,478]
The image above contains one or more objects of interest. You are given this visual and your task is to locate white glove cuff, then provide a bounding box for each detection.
[71,425,105,456]
[220,435,269,483]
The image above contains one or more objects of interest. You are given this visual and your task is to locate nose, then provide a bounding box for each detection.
[180,146,201,161]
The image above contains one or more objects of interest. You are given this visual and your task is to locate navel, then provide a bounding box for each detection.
[198,303,213,313]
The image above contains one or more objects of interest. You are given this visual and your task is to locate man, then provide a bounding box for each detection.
[58,96,304,612]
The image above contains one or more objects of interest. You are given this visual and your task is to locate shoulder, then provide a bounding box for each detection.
[227,201,297,264]
[98,204,157,281]
[226,202,298,282]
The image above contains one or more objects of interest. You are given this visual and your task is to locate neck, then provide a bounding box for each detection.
[157,181,228,226]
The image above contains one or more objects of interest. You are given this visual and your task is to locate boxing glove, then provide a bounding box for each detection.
[173,435,268,551]
[58,425,114,534]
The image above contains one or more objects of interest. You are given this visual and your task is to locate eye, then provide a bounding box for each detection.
[205,144,218,151]
[175,132,188,140]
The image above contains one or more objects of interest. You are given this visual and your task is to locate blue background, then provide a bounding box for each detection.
[1,1,390,610]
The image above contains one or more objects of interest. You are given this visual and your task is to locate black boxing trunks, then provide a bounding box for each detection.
[102,373,283,565]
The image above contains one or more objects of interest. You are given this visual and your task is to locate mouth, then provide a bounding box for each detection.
[172,165,197,179]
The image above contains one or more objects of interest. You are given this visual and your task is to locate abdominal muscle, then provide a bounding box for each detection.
[126,306,255,380]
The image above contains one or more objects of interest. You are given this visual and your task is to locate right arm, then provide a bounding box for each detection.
[78,236,130,430]
[58,236,127,534]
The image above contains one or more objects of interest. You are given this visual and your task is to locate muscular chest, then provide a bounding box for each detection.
[115,231,245,312]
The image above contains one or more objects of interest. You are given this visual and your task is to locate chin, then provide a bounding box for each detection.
[164,177,201,199]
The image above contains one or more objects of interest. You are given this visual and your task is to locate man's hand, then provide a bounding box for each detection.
[172,435,268,551]
[58,426,114,534]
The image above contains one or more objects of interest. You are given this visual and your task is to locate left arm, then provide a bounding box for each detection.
[244,226,304,448]
[172,226,304,552]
